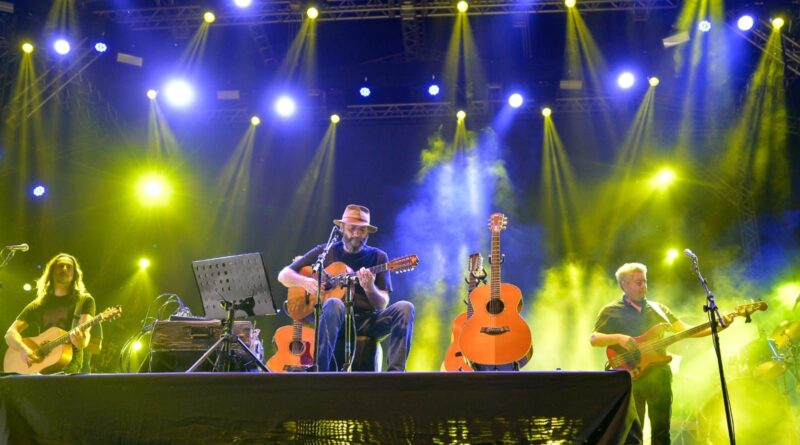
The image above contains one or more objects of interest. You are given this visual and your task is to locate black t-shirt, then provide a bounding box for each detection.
[290,242,392,313]
[594,296,678,338]
[16,292,97,373]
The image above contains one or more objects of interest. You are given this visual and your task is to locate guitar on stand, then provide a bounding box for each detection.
[266,319,315,372]
[4,306,122,374]
[607,301,768,379]
[441,253,486,372]
[460,213,533,368]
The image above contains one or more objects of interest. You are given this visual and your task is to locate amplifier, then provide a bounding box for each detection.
[151,320,254,352]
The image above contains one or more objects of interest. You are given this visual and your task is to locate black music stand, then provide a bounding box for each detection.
[186,253,277,372]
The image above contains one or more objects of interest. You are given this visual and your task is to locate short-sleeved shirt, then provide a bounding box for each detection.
[289,242,392,314]
[16,292,97,374]
[594,296,678,338]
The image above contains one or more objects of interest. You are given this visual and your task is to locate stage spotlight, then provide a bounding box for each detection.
[666,249,679,264]
[234,0,253,7]
[652,168,676,189]
[457,1,469,13]
[565,0,576,8]
[698,20,711,32]
[146,89,158,100]
[94,42,108,53]
[737,15,754,31]
[541,107,552,117]
[131,340,144,352]
[649,77,660,87]
[274,95,297,117]
[359,86,371,98]
[330,114,341,124]
[139,258,151,269]
[456,110,466,120]
[21,42,34,54]
[617,72,635,89]
[428,84,440,96]
[203,11,216,23]
[508,93,524,108]
[163,80,194,108]
[32,185,46,197]
[772,17,785,30]
[53,38,71,55]
[250,115,261,126]
[136,173,171,206]
[307,7,319,19]
[23,283,33,292]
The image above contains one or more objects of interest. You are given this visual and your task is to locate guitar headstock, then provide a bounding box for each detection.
[488,213,508,233]
[98,305,123,322]
[387,255,419,274]
[733,300,768,318]
[468,253,483,276]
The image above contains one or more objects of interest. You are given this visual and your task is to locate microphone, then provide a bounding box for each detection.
[5,244,29,252]
[683,249,697,261]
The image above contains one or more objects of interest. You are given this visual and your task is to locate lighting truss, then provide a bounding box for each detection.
[731,18,800,78]
[93,0,680,31]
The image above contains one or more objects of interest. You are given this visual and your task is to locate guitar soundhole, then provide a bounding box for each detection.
[486,299,505,315]
[290,340,305,355]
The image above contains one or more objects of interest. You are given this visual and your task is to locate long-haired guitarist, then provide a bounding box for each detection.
[589,262,734,445]
[5,253,96,374]
[277,204,415,372]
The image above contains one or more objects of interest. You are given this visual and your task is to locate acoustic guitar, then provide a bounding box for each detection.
[266,320,315,372]
[441,253,485,372]
[286,254,419,320]
[607,301,768,379]
[4,306,122,374]
[460,213,533,365]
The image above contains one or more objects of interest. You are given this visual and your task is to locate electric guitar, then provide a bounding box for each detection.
[441,253,485,372]
[4,306,122,374]
[266,320,315,372]
[286,254,419,320]
[607,301,768,379]
[460,213,533,365]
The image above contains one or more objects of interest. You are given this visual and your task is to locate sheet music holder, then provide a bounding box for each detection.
[187,252,277,372]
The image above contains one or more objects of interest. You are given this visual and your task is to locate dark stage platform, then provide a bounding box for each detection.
[0,371,640,445]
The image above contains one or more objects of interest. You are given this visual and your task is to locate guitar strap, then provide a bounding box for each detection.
[71,293,88,330]
[647,301,673,326]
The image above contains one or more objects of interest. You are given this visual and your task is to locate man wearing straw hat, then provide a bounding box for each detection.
[278,204,414,371]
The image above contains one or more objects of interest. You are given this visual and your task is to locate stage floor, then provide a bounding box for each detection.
[0,371,640,445]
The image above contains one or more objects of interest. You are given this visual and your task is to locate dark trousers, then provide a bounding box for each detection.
[317,298,414,371]
[632,365,673,445]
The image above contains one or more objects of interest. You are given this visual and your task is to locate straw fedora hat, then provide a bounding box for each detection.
[333,204,378,233]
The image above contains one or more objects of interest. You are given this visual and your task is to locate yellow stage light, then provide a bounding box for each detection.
[22,283,33,292]
[330,114,341,124]
[541,107,552,117]
[307,7,319,19]
[666,249,679,264]
[565,0,576,8]
[250,115,261,126]
[456,110,466,120]
[146,89,158,100]
[203,11,216,23]
[138,258,151,269]
[456,1,469,13]
[772,17,785,30]
[131,340,143,352]
[652,168,676,189]
[21,42,34,54]
[649,77,660,87]
[136,173,171,206]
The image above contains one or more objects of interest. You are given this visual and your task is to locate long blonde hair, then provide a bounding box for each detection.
[35,253,88,301]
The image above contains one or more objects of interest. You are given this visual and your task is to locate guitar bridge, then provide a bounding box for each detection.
[480,326,510,335]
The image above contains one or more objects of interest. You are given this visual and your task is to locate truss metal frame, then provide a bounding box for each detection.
[93,0,680,30]
[731,19,800,78]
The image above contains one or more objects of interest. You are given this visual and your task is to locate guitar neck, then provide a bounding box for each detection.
[490,230,501,300]
[39,315,106,356]
[648,313,732,350]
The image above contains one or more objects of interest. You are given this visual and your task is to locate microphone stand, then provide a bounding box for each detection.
[310,226,340,372]
[688,253,736,445]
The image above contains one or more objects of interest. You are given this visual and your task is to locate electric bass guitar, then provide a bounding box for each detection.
[607,301,768,379]
[286,254,419,320]
[460,213,533,365]
[4,306,122,374]
[441,253,485,372]
[266,320,315,372]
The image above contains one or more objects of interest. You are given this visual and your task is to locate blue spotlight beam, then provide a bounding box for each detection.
[730,18,800,78]
[94,0,679,30]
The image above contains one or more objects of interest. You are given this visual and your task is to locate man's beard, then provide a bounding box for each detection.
[344,234,367,252]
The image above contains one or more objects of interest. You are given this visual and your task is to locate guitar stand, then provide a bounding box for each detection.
[186,300,269,373]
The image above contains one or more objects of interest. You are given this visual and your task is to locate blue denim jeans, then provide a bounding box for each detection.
[317,298,414,371]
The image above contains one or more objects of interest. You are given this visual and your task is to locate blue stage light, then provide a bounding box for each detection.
[32,185,46,197]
